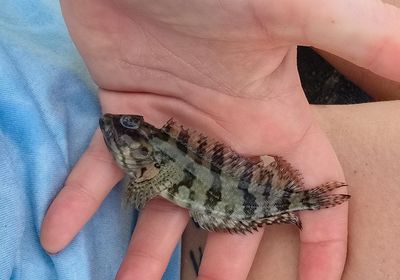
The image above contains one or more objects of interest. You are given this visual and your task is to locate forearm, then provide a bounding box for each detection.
[314,101,400,179]
[247,101,400,279]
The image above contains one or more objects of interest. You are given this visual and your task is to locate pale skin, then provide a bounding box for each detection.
[316,50,400,101]
[182,101,400,280]
[252,12,400,276]
[247,1,400,277]
[316,0,400,102]
[40,1,400,279]
[248,101,400,280]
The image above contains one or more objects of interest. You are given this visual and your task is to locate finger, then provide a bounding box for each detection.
[256,0,400,81]
[298,207,348,280]
[40,129,123,253]
[198,229,264,280]
[116,198,189,279]
[307,0,400,81]
[315,49,400,101]
[280,125,348,280]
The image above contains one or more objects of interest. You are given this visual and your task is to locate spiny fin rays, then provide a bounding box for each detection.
[191,210,302,233]
[162,119,279,184]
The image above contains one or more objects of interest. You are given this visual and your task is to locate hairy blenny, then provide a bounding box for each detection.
[99,114,349,233]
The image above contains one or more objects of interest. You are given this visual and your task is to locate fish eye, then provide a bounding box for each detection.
[120,116,140,129]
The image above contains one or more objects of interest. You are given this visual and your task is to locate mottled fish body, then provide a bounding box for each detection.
[99,114,349,233]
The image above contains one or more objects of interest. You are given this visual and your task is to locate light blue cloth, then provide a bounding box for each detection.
[0,1,180,279]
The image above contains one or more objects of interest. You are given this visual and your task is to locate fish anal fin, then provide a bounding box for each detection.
[190,211,302,234]
[262,212,302,229]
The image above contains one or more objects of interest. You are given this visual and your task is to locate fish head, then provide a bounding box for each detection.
[99,114,160,182]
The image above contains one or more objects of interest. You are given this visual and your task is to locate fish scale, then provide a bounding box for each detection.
[99,114,350,233]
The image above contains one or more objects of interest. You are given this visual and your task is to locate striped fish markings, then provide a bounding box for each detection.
[99,114,350,233]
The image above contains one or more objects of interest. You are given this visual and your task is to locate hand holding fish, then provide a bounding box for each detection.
[41,1,400,279]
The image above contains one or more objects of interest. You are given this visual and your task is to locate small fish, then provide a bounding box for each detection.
[99,114,350,233]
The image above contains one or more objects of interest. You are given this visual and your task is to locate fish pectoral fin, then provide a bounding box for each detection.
[124,177,161,209]
[190,211,302,234]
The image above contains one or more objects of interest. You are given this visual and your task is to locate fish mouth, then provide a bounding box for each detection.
[99,117,105,130]
[99,114,116,149]
[99,113,113,130]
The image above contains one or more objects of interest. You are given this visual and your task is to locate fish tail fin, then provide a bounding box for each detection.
[302,181,350,210]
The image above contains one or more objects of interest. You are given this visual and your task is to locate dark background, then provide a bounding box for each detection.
[298,47,373,104]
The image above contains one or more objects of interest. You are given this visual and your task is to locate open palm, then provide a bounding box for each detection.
[41,0,400,279]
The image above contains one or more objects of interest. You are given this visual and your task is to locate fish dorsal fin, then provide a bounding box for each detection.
[271,157,305,192]
[160,119,277,184]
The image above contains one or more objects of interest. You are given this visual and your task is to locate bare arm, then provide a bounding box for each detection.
[182,101,400,279]
[182,101,400,280]
[247,101,400,279]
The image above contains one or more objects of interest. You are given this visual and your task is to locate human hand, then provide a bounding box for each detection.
[41,1,400,279]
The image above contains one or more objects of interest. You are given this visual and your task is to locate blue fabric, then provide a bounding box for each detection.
[0,1,180,279]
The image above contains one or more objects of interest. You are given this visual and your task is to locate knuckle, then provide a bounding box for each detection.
[128,249,165,266]
[64,180,101,205]
[300,237,347,247]
[84,147,116,166]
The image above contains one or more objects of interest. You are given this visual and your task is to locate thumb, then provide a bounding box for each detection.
[256,0,400,81]
[304,0,400,82]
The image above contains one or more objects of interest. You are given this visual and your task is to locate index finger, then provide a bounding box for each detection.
[40,129,123,253]
[281,126,348,280]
